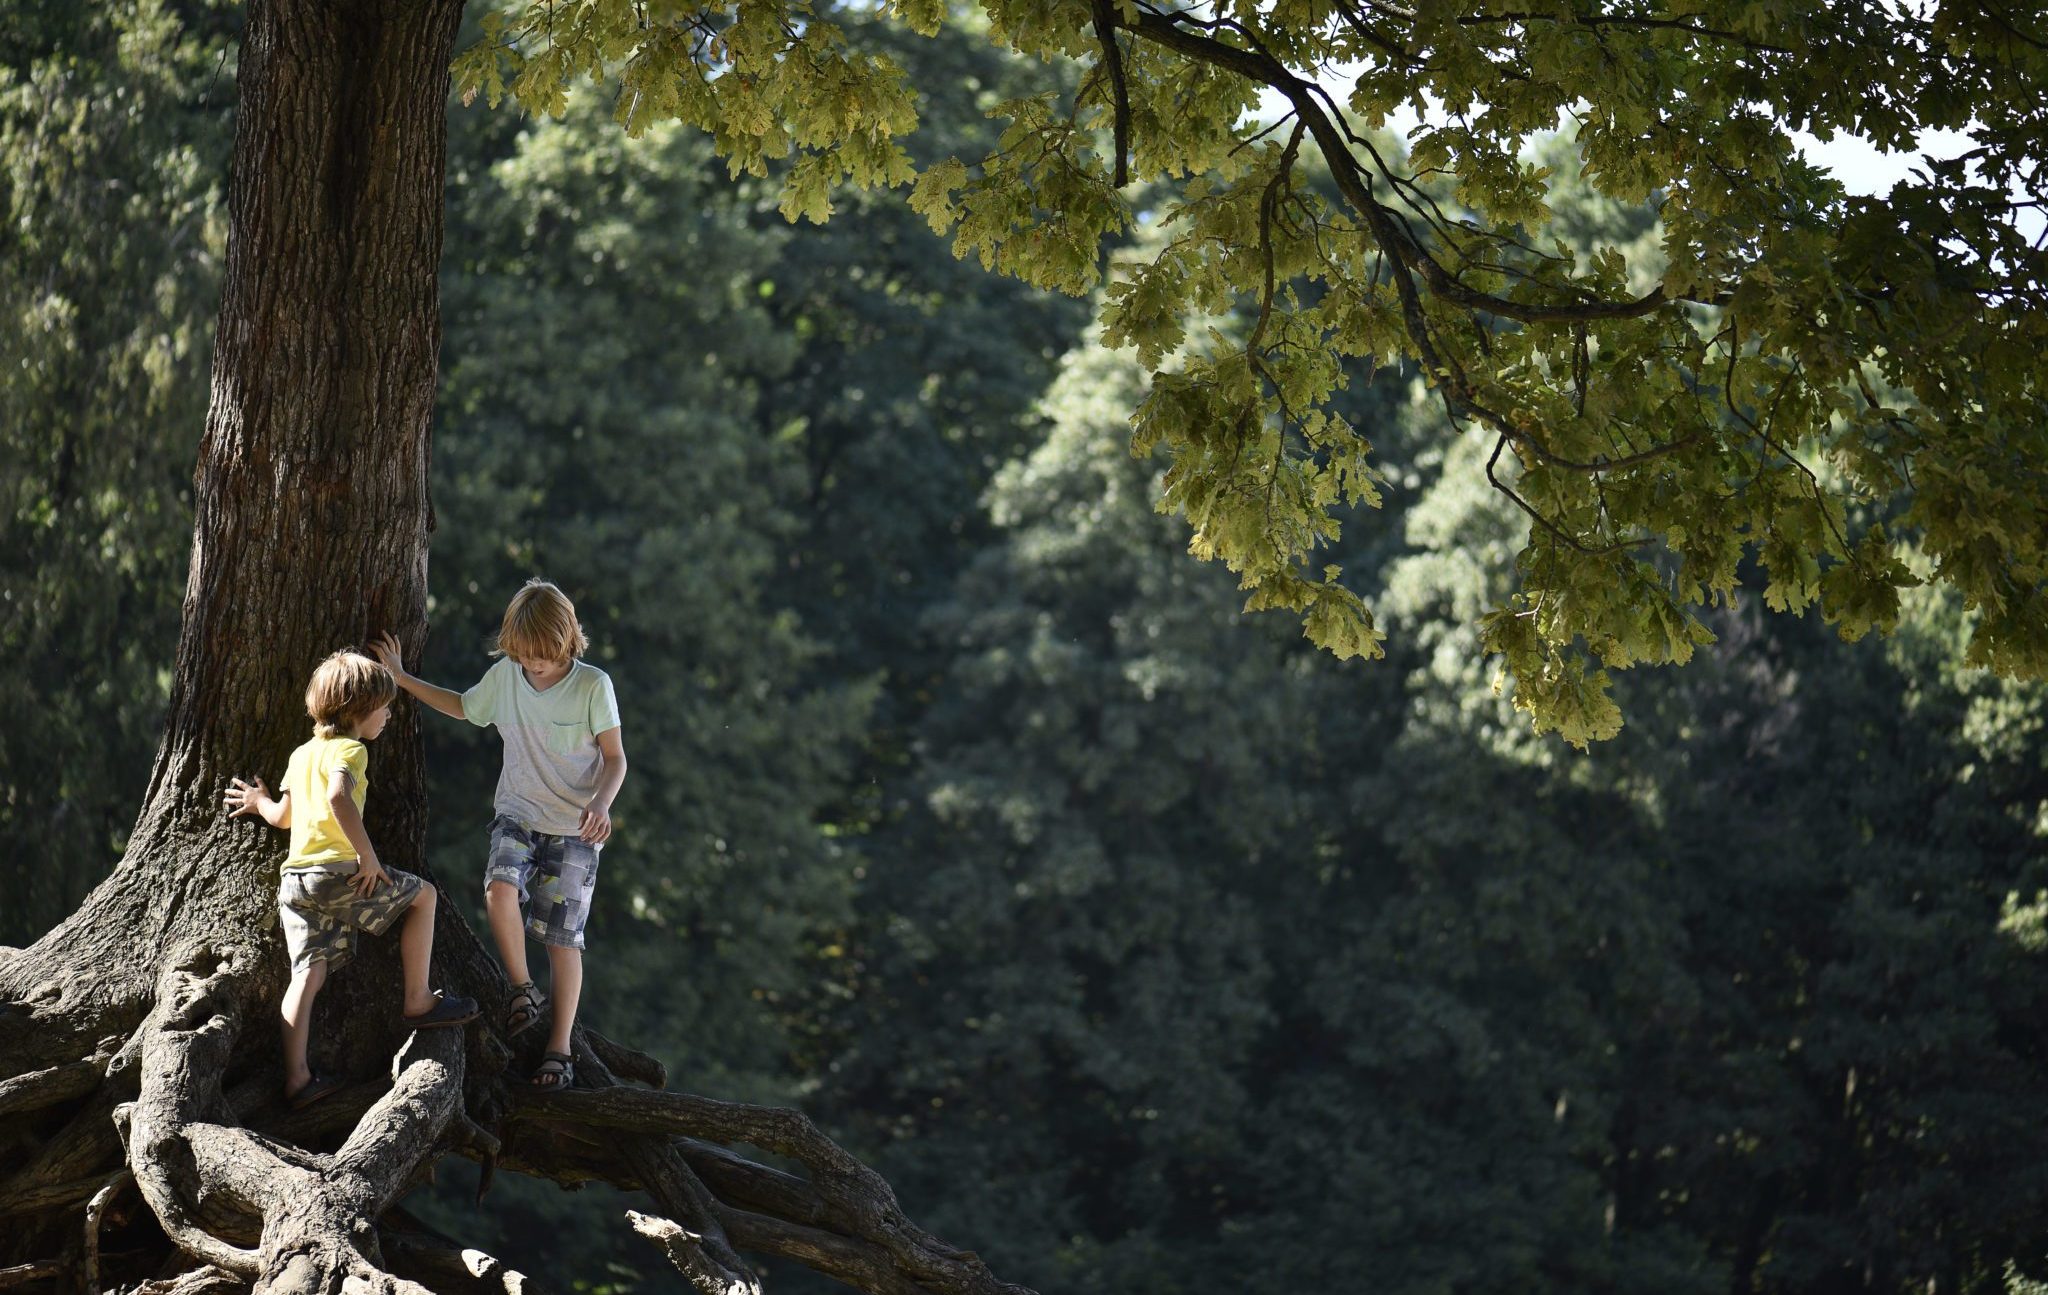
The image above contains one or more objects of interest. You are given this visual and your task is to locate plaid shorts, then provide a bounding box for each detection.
[277,863,424,974]
[483,815,600,950]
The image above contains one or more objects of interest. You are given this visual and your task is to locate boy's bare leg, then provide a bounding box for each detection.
[280,960,328,1095]
[486,880,532,984]
[543,944,582,1058]
[397,882,440,1017]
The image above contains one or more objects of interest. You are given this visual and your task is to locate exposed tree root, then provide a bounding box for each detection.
[6,930,1031,1295]
[378,1206,547,1295]
[714,1205,931,1295]
[82,1169,132,1295]
[509,1082,1030,1295]
[0,1036,118,1120]
[127,1265,250,1295]
[0,1261,69,1290]
[584,1027,667,1090]
[630,1211,774,1295]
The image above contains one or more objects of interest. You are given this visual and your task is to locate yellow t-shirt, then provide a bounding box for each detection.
[281,735,369,870]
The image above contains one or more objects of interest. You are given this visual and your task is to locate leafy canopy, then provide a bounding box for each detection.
[457,0,2048,744]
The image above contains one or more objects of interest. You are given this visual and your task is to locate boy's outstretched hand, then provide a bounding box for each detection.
[369,631,405,676]
[224,776,270,818]
[368,631,469,720]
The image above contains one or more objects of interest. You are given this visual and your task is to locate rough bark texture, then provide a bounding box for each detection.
[0,0,460,1059]
[0,3,1034,1293]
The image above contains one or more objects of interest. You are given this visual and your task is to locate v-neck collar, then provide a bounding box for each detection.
[516,660,572,696]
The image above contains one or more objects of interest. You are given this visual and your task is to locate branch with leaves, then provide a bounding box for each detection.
[458,0,2047,743]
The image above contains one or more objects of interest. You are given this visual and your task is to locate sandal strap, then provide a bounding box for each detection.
[532,1052,575,1089]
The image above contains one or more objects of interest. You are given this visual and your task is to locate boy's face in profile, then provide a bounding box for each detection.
[355,703,393,741]
[512,654,572,691]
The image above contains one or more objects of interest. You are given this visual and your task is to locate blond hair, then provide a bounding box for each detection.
[306,651,397,739]
[492,578,588,663]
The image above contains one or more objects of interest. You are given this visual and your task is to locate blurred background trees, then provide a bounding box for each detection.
[7,3,2048,1293]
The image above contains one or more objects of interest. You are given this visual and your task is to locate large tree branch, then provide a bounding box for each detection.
[1124,8,1700,325]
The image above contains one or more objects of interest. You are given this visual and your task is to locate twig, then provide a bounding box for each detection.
[83,1170,132,1295]
[1090,0,1133,186]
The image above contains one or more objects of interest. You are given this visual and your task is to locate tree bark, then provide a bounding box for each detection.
[0,3,1035,1294]
[1,0,463,1052]
[0,1,480,1287]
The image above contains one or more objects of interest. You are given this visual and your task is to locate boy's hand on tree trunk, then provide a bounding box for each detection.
[224,776,270,818]
[370,630,406,679]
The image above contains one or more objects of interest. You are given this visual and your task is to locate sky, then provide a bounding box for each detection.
[1785,126,1976,197]
[1358,100,2045,242]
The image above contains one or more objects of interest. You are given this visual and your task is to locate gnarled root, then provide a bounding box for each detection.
[509,1069,1032,1295]
[5,937,1035,1295]
[115,940,472,1294]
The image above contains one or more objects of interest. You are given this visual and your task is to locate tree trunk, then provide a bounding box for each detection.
[0,4,1033,1294]
[1,0,460,1051]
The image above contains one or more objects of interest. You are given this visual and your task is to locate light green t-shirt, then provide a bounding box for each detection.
[461,657,621,835]
[281,735,369,870]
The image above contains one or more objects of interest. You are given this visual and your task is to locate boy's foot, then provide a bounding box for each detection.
[287,1073,342,1110]
[402,991,481,1029]
[502,981,547,1037]
[530,1052,574,1091]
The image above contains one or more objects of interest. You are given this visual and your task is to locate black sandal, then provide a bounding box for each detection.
[403,991,481,1030]
[531,1052,574,1091]
[287,1073,342,1110]
[503,981,547,1037]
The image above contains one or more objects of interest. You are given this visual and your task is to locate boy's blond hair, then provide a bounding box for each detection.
[306,651,397,739]
[492,579,588,663]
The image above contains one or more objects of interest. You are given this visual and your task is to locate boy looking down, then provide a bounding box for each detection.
[373,579,625,1090]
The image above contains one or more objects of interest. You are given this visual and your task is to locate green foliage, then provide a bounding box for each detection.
[11,12,2048,1295]
[810,305,2048,1295]
[472,0,2048,738]
[454,0,923,214]
[0,0,236,942]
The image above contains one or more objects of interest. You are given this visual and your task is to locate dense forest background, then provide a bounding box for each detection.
[7,4,2048,1294]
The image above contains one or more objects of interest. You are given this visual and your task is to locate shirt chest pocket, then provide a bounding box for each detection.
[544,722,587,755]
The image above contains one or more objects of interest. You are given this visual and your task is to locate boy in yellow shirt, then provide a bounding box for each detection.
[225,650,478,1108]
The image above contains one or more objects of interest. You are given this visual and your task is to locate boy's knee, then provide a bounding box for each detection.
[417,880,437,908]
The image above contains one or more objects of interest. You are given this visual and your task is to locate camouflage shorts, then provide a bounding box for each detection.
[483,815,601,950]
[277,863,424,975]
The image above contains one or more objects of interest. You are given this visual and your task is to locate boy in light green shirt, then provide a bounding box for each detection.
[374,579,626,1090]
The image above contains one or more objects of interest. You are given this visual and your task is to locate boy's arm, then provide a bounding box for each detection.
[578,727,627,844]
[224,777,291,829]
[327,769,389,896]
[371,631,467,721]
